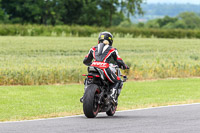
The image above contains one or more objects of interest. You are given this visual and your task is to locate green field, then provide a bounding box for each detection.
[0,36,200,85]
[0,78,200,122]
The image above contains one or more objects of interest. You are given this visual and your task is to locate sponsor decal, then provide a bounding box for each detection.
[91,61,109,69]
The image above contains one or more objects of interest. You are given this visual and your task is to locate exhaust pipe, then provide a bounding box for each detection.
[104,94,110,105]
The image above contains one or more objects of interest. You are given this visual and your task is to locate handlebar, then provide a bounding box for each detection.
[122,75,128,82]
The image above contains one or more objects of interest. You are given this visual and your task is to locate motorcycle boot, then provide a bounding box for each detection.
[110,88,117,104]
[110,82,120,105]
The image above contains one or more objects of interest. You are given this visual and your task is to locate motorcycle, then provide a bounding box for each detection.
[82,62,127,118]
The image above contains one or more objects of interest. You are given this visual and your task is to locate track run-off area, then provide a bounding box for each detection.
[0,103,200,133]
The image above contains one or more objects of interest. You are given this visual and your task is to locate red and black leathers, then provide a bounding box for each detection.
[83,43,128,86]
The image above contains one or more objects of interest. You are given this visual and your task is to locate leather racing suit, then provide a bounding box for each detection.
[83,43,128,90]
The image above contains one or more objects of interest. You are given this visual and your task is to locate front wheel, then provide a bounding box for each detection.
[106,105,117,116]
[83,84,100,118]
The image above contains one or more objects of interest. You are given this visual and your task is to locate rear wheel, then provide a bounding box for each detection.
[83,84,100,118]
[106,105,117,116]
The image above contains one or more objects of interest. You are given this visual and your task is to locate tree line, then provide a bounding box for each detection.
[144,12,200,29]
[119,12,200,29]
[0,0,143,26]
[1,0,199,30]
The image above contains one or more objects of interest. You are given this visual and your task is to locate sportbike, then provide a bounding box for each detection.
[82,62,127,118]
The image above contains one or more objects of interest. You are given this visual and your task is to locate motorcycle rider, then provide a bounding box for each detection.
[81,31,129,103]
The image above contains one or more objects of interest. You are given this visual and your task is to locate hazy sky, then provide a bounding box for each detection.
[147,0,200,4]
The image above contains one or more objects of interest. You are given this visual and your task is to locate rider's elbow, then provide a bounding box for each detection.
[83,60,86,65]
[83,59,89,66]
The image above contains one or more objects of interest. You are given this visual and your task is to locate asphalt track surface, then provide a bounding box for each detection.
[0,103,200,133]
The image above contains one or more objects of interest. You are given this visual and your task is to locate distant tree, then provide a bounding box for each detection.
[80,0,144,27]
[144,12,200,29]
[137,22,144,28]
[77,0,109,26]
[0,0,144,26]
[39,0,64,25]
[120,0,144,18]
[162,20,187,29]
[97,0,144,26]
[58,0,84,25]
[173,20,187,29]
[178,12,200,29]
[1,0,64,25]
[0,0,4,21]
[118,19,132,28]
[0,0,9,23]
[145,19,161,28]
[1,0,41,24]
[97,0,119,26]
[1,0,104,25]
[77,0,144,27]
[157,16,178,28]
[112,12,125,26]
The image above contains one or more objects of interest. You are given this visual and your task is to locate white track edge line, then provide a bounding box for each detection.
[116,103,200,113]
[1,103,200,124]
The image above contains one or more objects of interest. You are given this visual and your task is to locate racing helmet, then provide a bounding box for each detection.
[98,32,113,46]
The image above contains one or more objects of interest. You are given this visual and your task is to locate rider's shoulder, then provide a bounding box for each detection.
[90,46,97,51]
[110,46,117,51]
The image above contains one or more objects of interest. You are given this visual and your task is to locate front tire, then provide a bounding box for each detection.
[106,105,117,116]
[83,84,100,118]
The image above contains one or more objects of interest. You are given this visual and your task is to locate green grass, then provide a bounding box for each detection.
[0,78,200,122]
[0,36,200,85]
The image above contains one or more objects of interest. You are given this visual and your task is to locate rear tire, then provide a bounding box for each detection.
[106,105,117,116]
[83,84,100,118]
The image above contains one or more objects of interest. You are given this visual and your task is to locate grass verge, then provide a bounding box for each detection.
[0,78,200,122]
